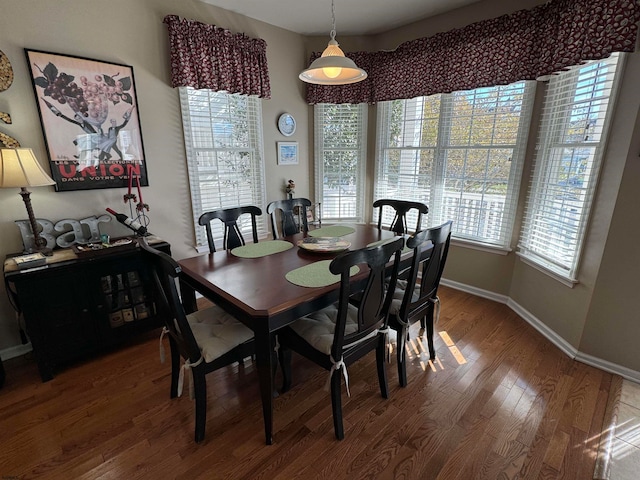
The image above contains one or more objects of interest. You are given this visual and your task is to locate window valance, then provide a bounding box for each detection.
[164,15,271,98]
[305,0,639,104]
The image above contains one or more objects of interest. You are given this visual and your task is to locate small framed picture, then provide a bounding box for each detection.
[277,141,298,165]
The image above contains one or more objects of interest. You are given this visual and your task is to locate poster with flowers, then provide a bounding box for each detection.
[25,49,148,191]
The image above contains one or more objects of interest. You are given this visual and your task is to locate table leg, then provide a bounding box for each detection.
[254,324,274,445]
[179,278,198,314]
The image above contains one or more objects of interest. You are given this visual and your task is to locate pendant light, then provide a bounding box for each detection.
[299,0,367,85]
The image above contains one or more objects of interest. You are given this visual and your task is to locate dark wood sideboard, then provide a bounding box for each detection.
[3,236,170,382]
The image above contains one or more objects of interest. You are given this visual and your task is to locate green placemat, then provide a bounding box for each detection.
[309,225,356,238]
[285,260,360,288]
[231,240,293,258]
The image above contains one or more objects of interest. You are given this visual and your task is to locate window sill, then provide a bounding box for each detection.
[516,253,578,288]
[450,238,511,256]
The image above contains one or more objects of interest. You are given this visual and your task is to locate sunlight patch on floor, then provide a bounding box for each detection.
[400,330,467,370]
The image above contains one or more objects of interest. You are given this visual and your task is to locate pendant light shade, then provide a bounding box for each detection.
[299,0,367,85]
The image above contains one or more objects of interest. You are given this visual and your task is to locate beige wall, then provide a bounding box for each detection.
[2,0,639,378]
[579,57,640,371]
[0,0,310,350]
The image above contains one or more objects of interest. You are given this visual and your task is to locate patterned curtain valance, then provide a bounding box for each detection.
[164,15,271,98]
[305,0,640,104]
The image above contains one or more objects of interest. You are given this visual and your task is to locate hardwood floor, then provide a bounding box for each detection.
[0,286,615,479]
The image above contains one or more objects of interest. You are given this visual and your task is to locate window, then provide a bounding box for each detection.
[518,55,621,282]
[314,103,367,222]
[179,88,267,250]
[375,82,535,248]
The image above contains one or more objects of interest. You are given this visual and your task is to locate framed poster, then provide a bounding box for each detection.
[25,49,148,191]
[277,141,298,165]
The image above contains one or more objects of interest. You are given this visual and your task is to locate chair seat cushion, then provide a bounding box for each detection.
[388,279,420,317]
[188,305,254,362]
[290,303,360,355]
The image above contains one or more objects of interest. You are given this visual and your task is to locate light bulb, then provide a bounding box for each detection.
[323,66,342,78]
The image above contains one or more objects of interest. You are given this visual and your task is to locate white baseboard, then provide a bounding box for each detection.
[440,278,509,304]
[575,351,640,383]
[440,278,639,381]
[506,299,579,359]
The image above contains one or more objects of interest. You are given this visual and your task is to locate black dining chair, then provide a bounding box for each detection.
[278,236,405,440]
[373,199,429,234]
[198,205,262,253]
[266,198,312,239]
[139,238,255,443]
[388,221,452,386]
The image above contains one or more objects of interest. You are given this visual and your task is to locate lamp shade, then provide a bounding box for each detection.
[300,40,367,85]
[0,148,55,188]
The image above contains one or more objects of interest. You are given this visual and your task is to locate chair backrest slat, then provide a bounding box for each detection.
[139,239,202,362]
[399,221,453,323]
[199,206,262,253]
[373,199,429,234]
[329,236,405,360]
[266,198,312,239]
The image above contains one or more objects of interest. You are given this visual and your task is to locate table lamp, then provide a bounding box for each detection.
[0,148,56,255]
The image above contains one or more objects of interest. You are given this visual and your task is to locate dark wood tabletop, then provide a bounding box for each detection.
[177,224,399,445]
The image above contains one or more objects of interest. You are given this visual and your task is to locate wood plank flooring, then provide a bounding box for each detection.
[0,286,615,479]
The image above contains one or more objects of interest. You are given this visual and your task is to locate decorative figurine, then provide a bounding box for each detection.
[286,179,295,199]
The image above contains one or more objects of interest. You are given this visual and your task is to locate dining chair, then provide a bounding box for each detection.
[277,236,405,440]
[139,238,255,443]
[198,205,262,253]
[307,201,322,230]
[373,199,429,234]
[388,220,452,386]
[266,197,312,239]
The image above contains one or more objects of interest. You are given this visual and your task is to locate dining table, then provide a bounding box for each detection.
[177,223,399,445]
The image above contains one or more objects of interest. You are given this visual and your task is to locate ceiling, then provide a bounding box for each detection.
[200,0,483,36]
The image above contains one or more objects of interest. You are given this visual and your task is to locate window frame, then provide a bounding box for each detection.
[314,103,368,223]
[179,87,267,251]
[375,81,536,249]
[517,54,623,283]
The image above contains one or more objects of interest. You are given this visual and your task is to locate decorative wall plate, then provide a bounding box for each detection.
[0,50,14,92]
[278,113,296,136]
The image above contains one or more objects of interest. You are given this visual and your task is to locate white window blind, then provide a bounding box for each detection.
[179,87,267,249]
[376,81,535,248]
[314,103,367,222]
[518,54,621,281]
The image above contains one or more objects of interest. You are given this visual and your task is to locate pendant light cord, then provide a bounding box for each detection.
[330,0,337,41]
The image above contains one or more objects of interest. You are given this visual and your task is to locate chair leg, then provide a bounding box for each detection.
[278,346,292,393]
[193,370,207,443]
[271,346,279,398]
[376,338,389,399]
[396,326,408,387]
[419,316,426,338]
[426,312,436,360]
[330,369,344,440]
[169,340,180,398]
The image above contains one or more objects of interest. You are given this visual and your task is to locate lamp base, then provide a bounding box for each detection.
[18,187,53,256]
